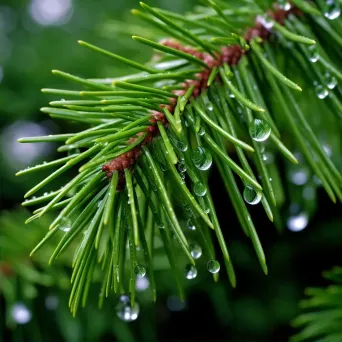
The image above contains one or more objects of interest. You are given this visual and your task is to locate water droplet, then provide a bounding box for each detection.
[303,186,315,200]
[115,295,139,322]
[324,72,338,89]
[42,161,47,164]
[167,296,186,311]
[136,277,150,291]
[169,133,188,152]
[11,303,31,324]
[289,168,309,185]
[43,192,48,196]
[193,181,207,197]
[187,219,196,231]
[190,243,202,259]
[207,103,213,111]
[157,220,165,229]
[277,0,291,10]
[160,163,168,172]
[178,162,187,173]
[324,0,341,20]
[287,212,308,232]
[134,265,146,278]
[45,296,59,310]
[207,259,220,274]
[192,147,212,170]
[308,45,319,63]
[256,15,274,30]
[151,183,157,192]
[249,118,271,142]
[185,264,198,279]
[198,127,205,136]
[59,217,71,232]
[243,186,262,205]
[315,84,329,99]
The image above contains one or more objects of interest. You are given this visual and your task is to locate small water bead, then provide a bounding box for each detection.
[136,276,150,291]
[289,168,309,185]
[45,296,59,310]
[169,133,188,152]
[178,162,187,173]
[207,259,220,274]
[308,45,320,63]
[187,218,196,231]
[287,212,309,232]
[198,127,205,136]
[249,118,271,142]
[315,84,329,99]
[11,303,31,324]
[277,0,291,10]
[185,264,198,279]
[59,217,71,232]
[324,72,338,89]
[193,181,207,197]
[115,295,140,322]
[324,0,341,20]
[192,147,212,171]
[190,243,202,259]
[243,185,262,205]
[134,265,146,278]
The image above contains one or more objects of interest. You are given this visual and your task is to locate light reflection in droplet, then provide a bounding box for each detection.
[11,303,32,324]
[136,276,150,291]
[287,213,308,232]
[29,0,73,26]
[1,121,52,168]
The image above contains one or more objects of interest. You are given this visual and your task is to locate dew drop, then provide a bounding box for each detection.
[207,259,220,274]
[187,218,196,231]
[11,303,31,324]
[59,217,71,232]
[178,162,187,173]
[324,71,338,89]
[190,243,202,259]
[185,264,198,279]
[289,168,309,185]
[134,265,146,278]
[43,192,49,196]
[169,133,188,152]
[287,212,308,232]
[277,0,291,10]
[243,186,262,205]
[249,118,271,142]
[136,276,150,291]
[193,181,207,197]
[324,0,341,20]
[308,45,320,63]
[198,127,205,136]
[115,295,140,322]
[192,147,212,171]
[315,84,329,99]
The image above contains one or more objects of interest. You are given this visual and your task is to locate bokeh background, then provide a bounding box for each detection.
[1,1,341,341]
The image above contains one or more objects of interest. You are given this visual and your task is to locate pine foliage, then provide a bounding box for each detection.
[17,0,342,314]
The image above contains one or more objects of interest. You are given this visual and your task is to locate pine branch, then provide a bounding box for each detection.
[291,267,342,342]
[17,0,342,316]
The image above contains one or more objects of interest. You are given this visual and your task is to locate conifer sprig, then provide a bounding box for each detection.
[17,0,342,315]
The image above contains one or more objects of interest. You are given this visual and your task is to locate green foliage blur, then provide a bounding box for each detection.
[1,1,342,341]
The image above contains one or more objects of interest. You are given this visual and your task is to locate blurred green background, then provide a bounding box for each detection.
[1,1,341,341]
